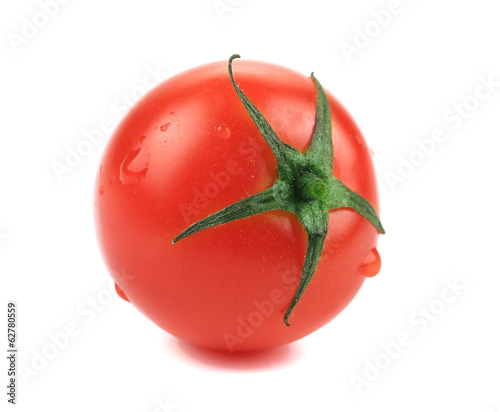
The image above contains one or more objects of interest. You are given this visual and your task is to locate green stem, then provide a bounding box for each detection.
[295,172,328,201]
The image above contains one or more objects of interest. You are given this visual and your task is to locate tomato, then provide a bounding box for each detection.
[94,55,384,352]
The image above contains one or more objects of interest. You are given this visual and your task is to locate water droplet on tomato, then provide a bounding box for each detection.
[160,123,171,132]
[115,283,130,302]
[119,138,150,185]
[99,186,104,195]
[216,124,231,139]
[140,135,147,142]
[354,133,364,147]
[358,248,381,278]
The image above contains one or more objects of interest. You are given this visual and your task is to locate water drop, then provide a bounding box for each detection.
[115,283,130,302]
[99,186,104,195]
[358,248,381,278]
[160,122,171,132]
[119,137,150,185]
[216,124,231,139]
[354,133,364,147]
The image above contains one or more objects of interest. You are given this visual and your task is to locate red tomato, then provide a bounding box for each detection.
[94,56,383,352]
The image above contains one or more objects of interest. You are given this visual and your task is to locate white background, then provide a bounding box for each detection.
[1,0,500,411]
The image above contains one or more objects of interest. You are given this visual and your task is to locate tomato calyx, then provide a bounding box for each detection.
[173,54,385,326]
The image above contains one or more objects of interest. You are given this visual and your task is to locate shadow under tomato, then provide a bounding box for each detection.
[165,337,303,371]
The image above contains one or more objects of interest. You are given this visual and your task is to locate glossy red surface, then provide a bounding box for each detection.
[94,59,382,351]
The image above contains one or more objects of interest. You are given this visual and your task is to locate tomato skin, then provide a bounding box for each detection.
[94,59,381,351]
